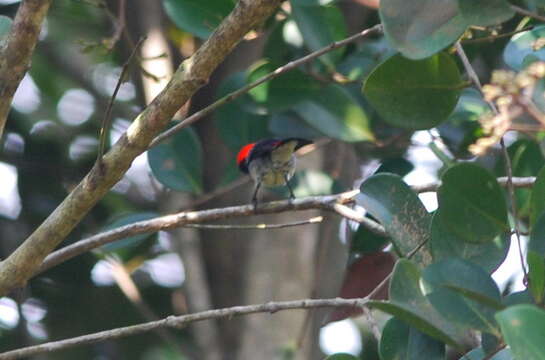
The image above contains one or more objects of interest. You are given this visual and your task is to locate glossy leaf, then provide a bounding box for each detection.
[363,53,462,129]
[101,212,159,252]
[503,25,545,70]
[442,285,505,311]
[421,258,502,335]
[247,61,322,111]
[328,252,394,322]
[496,305,545,360]
[527,250,545,304]
[457,0,514,26]
[529,212,545,256]
[380,318,444,360]
[503,290,535,307]
[380,317,409,360]
[379,0,467,59]
[0,15,12,45]
[163,0,234,39]
[430,211,509,273]
[214,72,271,150]
[148,127,203,193]
[369,260,464,347]
[357,173,432,265]
[531,165,545,227]
[437,163,508,243]
[291,2,347,67]
[294,85,374,142]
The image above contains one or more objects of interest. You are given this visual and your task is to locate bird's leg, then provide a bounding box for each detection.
[251,181,261,210]
[285,174,295,201]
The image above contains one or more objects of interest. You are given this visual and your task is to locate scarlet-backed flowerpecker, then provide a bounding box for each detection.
[237,138,312,206]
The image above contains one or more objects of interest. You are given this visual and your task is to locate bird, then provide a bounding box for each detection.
[236,138,313,207]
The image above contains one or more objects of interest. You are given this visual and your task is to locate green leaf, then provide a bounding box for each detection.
[148,127,203,193]
[369,260,465,347]
[527,250,545,304]
[291,2,347,67]
[531,165,545,227]
[324,353,358,360]
[442,285,505,311]
[430,211,509,273]
[437,163,508,243]
[0,15,12,46]
[529,212,545,256]
[421,258,503,335]
[379,0,467,59]
[496,305,545,360]
[504,290,535,307]
[380,317,409,360]
[214,72,271,150]
[293,85,374,142]
[457,0,514,26]
[247,61,322,111]
[503,25,545,71]
[380,318,445,360]
[162,0,234,39]
[363,53,462,130]
[101,212,159,252]
[357,173,432,264]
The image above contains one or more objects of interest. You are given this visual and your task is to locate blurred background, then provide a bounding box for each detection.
[0,0,531,359]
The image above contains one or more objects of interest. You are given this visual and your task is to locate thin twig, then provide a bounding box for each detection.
[37,191,360,275]
[501,138,528,280]
[329,203,386,236]
[0,297,369,360]
[455,41,498,113]
[180,216,323,229]
[148,24,383,148]
[100,0,127,50]
[97,37,146,161]
[36,177,536,276]
[461,26,534,44]
[455,41,528,280]
[510,4,545,22]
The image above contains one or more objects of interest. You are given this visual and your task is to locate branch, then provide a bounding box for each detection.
[35,176,536,277]
[149,24,384,147]
[37,191,359,275]
[0,297,369,360]
[0,0,285,297]
[510,4,545,22]
[0,0,52,138]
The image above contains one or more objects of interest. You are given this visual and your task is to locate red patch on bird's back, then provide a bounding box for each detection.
[237,143,255,165]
